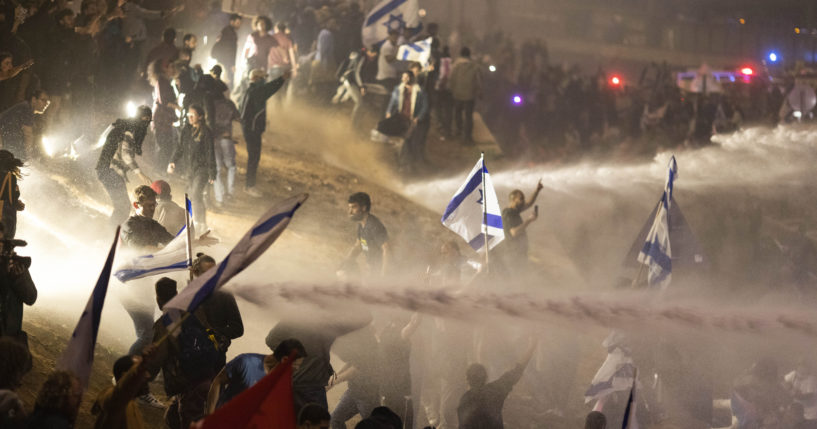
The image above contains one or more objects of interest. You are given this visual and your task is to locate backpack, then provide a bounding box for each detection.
[213,97,238,134]
[176,314,222,384]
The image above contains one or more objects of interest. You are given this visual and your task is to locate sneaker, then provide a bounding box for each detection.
[137,393,166,409]
[245,187,263,197]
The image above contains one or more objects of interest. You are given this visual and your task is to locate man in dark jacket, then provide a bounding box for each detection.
[238,68,290,197]
[168,105,215,232]
[211,14,241,86]
[96,106,153,227]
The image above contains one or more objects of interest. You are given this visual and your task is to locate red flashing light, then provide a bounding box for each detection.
[740,67,754,76]
[610,76,622,86]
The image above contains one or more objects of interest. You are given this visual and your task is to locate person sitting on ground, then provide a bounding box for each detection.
[585,410,607,429]
[205,338,306,413]
[91,345,159,429]
[297,402,331,429]
[151,180,186,236]
[457,336,537,429]
[0,337,31,427]
[26,371,82,429]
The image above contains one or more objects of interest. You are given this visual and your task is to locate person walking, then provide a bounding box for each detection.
[168,105,215,232]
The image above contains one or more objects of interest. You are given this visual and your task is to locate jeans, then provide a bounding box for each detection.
[124,305,155,356]
[154,123,177,169]
[454,99,475,142]
[330,389,378,429]
[97,167,130,227]
[294,385,328,417]
[400,118,430,168]
[242,125,263,188]
[165,379,211,429]
[189,170,209,230]
[213,138,236,202]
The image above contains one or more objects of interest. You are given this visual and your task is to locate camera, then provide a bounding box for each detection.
[1,239,32,271]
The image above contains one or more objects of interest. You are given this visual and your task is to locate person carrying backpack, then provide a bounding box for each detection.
[148,278,223,429]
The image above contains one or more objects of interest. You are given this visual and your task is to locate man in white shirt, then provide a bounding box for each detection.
[376,30,401,92]
[150,180,186,236]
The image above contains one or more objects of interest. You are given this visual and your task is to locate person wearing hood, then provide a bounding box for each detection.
[96,106,153,227]
[238,68,290,197]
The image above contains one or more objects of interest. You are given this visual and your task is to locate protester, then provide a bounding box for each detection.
[192,253,244,359]
[379,314,421,425]
[211,14,241,85]
[386,70,429,172]
[149,277,222,429]
[500,180,543,272]
[205,338,306,413]
[268,22,298,82]
[340,192,390,279]
[265,311,373,413]
[210,80,240,207]
[298,403,331,429]
[0,221,37,346]
[147,58,180,169]
[435,46,454,138]
[376,30,400,93]
[26,371,82,429]
[145,28,179,74]
[238,68,290,196]
[150,180,186,235]
[328,325,379,428]
[332,49,366,129]
[91,345,158,429]
[0,150,24,238]
[242,16,275,73]
[168,104,215,232]
[96,106,153,227]
[457,337,536,429]
[448,47,482,145]
[0,89,49,160]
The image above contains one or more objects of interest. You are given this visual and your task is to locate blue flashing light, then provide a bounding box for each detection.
[768,52,778,62]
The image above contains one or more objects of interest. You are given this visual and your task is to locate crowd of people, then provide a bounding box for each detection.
[1,0,817,429]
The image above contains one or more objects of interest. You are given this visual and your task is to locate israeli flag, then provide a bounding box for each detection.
[362,0,420,49]
[113,197,193,282]
[585,332,637,404]
[441,156,504,253]
[637,156,677,289]
[162,194,308,331]
[398,37,432,66]
[56,227,119,390]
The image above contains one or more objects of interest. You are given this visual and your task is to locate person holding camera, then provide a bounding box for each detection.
[0,221,36,347]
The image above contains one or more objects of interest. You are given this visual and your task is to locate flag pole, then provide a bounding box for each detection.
[481,152,490,272]
[184,193,194,281]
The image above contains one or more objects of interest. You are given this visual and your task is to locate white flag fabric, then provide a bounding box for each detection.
[397,37,432,66]
[162,194,308,330]
[585,332,637,404]
[113,197,193,282]
[441,157,504,252]
[362,0,420,49]
[637,156,677,289]
[56,227,119,390]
